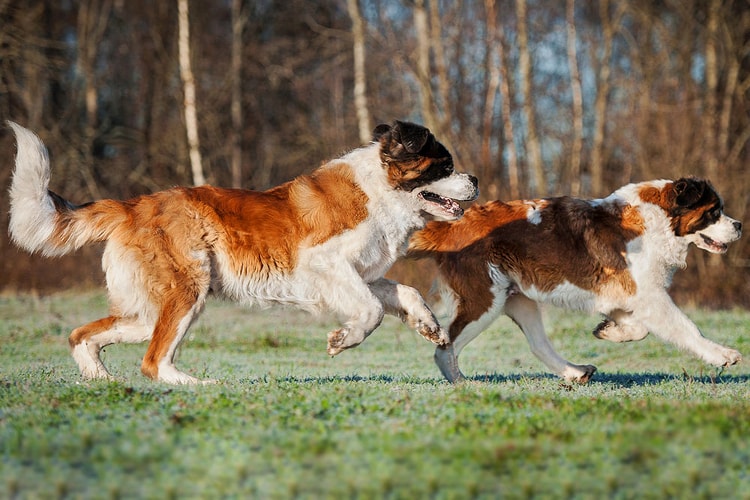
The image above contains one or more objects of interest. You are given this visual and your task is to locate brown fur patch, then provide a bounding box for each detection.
[69,316,118,347]
[409,200,533,255]
[290,163,370,245]
[411,196,647,332]
[386,157,434,189]
[637,183,675,211]
[127,163,371,279]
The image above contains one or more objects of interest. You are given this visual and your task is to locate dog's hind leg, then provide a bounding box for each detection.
[505,294,597,383]
[368,278,449,346]
[69,316,153,380]
[433,287,506,383]
[140,287,210,384]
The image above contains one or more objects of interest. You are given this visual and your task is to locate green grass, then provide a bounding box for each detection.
[1,291,749,499]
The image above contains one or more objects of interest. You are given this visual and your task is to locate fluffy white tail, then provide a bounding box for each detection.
[8,121,121,256]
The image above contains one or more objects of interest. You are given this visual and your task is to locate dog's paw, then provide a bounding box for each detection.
[327,327,367,356]
[418,324,449,346]
[703,347,741,367]
[592,319,648,343]
[563,364,597,384]
[327,328,347,357]
[720,348,742,367]
[434,345,465,383]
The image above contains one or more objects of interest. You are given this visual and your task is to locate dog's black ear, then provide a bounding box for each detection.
[673,178,705,207]
[392,120,430,154]
[372,123,392,142]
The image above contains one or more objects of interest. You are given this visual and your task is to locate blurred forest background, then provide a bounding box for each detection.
[1,0,749,307]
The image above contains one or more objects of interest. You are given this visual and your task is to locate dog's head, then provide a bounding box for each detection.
[373,121,478,220]
[665,178,742,253]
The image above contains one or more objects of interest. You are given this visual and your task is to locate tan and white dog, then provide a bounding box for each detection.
[8,120,478,384]
[408,178,742,382]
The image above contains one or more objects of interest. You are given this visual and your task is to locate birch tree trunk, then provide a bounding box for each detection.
[178,0,206,186]
[515,0,544,195]
[230,0,244,187]
[347,0,371,144]
[566,0,583,196]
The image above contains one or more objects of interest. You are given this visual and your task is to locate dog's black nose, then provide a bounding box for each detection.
[733,220,742,232]
[469,175,478,188]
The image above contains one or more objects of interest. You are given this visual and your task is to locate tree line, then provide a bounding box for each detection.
[1,0,749,306]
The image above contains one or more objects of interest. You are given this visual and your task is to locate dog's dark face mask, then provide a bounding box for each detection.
[372,121,478,220]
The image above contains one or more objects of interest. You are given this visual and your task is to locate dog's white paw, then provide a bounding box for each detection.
[326,327,366,356]
[719,348,742,367]
[326,328,347,357]
[418,324,449,346]
[702,347,742,368]
[592,319,648,343]
[562,364,597,384]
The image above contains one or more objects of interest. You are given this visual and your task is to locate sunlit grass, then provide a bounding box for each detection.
[1,291,749,498]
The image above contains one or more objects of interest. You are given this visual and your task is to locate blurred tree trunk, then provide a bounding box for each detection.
[178,0,205,186]
[710,2,744,227]
[590,0,615,195]
[702,0,720,182]
[347,0,371,145]
[725,7,750,172]
[230,0,245,187]
[566,0,583,196]
[413,0,438,134]
[516,0,544,195]
[481,0,500,199]
[429,0,454,153]
[77,0,112,199]
[498,16,520,200]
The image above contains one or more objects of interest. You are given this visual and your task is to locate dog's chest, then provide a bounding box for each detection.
[355,201,421,279]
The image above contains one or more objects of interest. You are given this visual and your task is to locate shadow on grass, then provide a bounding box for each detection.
[245,374,441,385]
[244,371,750,387]
[469,371,750,387]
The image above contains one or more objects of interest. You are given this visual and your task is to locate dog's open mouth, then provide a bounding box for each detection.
[419,191,463,218]
[699,233,729,253]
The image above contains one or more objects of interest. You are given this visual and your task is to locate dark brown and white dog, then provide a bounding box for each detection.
[408,178,742,382]
[8,120,478,384]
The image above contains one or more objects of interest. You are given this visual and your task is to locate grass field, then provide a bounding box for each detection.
[1,291,749,499]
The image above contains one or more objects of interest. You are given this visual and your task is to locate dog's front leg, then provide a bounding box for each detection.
[593,309,649,343]
[324,284,386,357]
[368,278,450,346]
[635,293,742,367]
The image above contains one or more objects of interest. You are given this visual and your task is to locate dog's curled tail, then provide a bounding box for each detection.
[8,121,125,257]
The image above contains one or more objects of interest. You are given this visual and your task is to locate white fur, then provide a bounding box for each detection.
[7,122,59,255]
